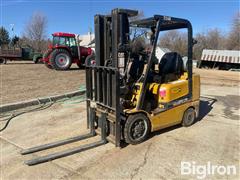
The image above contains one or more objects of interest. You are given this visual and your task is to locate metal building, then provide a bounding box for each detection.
[199,49,240,70]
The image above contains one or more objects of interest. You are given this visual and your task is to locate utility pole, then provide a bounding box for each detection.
[10,23,15,37]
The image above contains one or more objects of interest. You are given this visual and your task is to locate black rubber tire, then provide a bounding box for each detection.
[77,61,85,69]
[34,57,42,64]
[85,54,95,66]
[43,50,53,69]
[50,49,72,70]
[44,63,53,69]
[0,58,4,64]
[124,113,151,145]
[182,108,196,127]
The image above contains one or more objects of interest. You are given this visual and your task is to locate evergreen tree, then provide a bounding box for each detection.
[0,27,10,46]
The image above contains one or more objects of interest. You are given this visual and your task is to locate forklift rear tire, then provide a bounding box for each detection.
[124,113,151,145]
[182,107,196,127]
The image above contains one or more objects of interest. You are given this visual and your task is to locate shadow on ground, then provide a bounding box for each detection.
[66,67,83,71]
[146,96,217,143]
[2,62,34,65]
[198,96,217,121]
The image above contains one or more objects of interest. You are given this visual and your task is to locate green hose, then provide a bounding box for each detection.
[0,89,87,132]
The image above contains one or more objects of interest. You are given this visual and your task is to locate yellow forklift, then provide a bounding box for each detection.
[21,8,200,165]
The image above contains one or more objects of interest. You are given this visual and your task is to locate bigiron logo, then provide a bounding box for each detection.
[180,161,237,179]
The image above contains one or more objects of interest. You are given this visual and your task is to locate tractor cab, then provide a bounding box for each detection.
[51,32,79,58]
[52,33,77,46]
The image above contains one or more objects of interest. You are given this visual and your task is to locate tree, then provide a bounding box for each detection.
[10,35,20,46]
[193,28,226,59]
[128,10,148,53]
[159,30,188,56]
[23,12,48,52]
[193,32,208,59]
[226,12,240,50]
[129,10,146,41]
[0,27,10,46]
[206,28,225,49]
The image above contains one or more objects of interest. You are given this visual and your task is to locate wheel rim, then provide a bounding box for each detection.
[55,53,70,68]
[130,118,147,141]
[185,110,195,125]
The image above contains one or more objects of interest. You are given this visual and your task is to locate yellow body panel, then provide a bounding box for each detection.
[158,80,188,103]
[150,100,199,131]
[126,73,200,132]
[192,74,200,101]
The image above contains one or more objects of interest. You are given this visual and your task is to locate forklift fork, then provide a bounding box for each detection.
[21,109,108,166]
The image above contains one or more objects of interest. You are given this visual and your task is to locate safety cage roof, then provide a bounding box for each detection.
[130,15,191,31]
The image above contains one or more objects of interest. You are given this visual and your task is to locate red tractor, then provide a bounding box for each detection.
[43,32,94,70]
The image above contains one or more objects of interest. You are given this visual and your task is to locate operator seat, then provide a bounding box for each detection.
[158,52,184,83]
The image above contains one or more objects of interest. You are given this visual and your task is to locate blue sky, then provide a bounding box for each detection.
[1,0,239,38]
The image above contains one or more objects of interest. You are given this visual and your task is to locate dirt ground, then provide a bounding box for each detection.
[1,61,239,105]
[194,68,240,87]
[0,84,239,179]
[0,61,86,105]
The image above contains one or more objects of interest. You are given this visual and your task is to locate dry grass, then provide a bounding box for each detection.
[1,61,85,104]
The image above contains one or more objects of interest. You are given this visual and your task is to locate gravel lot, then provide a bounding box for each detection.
[1,61,239,105]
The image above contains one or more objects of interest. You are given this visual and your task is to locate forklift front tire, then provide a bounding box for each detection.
[124,113,151,145]
[182,107,196,127]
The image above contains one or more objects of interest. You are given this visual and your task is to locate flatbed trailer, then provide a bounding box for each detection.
[0,47,42,64]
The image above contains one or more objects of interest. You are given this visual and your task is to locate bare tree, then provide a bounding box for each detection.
[159,30,188,56]
[23,12,48,52]
[157,12,239,60]
[193,28,226,59]
[196,28,225,58]
[226,12,240,50]
[206,28,225,49]
[193,32,208,59]
[129,10,146,41]
[128,10,148,53]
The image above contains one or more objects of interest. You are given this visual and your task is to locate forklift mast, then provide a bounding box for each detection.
[86,9,138,147]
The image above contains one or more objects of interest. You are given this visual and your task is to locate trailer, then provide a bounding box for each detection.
[198,49,240,70]
[0,47,43,64]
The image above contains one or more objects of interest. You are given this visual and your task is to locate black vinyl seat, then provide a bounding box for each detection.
[158,52,184,83]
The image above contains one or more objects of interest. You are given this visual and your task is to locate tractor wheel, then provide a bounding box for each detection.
[34,57,42,64]
[43,50,53,69]
[0,58,4,64]
[85,54,96,66]
[50,49,72,70]
[182,107,196,127]
[124,113,151,145]
[44,62,53,69]
[77,61,85,69]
